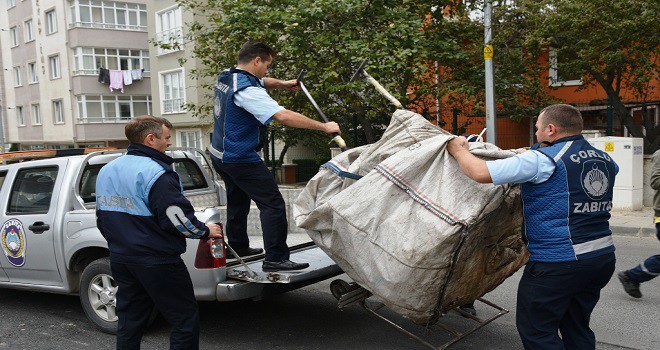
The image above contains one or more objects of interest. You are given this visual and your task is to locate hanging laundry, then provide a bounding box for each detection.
[122,70,133,86]
[109,70,124,93]
[98,68,110,84]
[131,69,143,81]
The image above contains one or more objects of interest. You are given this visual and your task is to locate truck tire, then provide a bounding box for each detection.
[79,257,119,334]
[79,257,159,334]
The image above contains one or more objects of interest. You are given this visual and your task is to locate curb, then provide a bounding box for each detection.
[611,226,656,238]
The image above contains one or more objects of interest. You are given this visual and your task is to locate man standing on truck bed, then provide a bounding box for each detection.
[447,104,618,350]
[96,115,223,350]
[209,41,341,272]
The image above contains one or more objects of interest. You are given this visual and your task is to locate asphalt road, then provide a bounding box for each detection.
[0,236,657,350]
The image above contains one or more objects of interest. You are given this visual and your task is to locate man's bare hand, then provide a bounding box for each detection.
[205,223,223,239]
[323,122,341,135]
[447,136,469,156]
[282,79,300,91]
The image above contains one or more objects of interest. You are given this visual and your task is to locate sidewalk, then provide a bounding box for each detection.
[610,206,656,237]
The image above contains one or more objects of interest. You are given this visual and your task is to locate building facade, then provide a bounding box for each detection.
[0,0,151,150]
[146,0,213,153]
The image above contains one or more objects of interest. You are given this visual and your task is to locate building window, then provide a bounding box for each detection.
[7,0,15,8]
[69,0,147,31]
[53,100,64,124]
[9,26,19,47]
[549,49,582,87]
[49,55,61,79]
[160,69,185,114]
[17,106,25,126]
[32,104,41,125]
[24,19,34,42]
[156,6,183,55]
[46,9,58,34]
[178,129,202,149]
[13,66,21,87]
[76,95,151,123]
[72,47,150,76]
[28,62,38,84]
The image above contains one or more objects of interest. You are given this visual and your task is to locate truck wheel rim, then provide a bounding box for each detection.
[88,274,118,322]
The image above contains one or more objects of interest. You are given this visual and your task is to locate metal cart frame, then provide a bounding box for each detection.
[331,279,509,350]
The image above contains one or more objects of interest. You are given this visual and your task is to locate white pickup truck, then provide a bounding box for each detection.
[0,148,341,333]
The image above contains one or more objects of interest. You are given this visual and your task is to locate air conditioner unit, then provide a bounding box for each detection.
[588,137,643,210]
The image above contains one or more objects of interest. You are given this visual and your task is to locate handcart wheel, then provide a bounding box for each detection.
[330,279,352,300]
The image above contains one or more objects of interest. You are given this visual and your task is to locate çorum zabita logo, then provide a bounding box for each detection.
[581,159,610,200]
[1,218,26,267]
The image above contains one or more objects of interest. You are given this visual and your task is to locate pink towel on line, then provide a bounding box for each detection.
[109,70,124,92]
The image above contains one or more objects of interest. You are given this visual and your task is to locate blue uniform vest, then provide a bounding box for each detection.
[211,68,266,163]
[521,135,617,262]
[96,155,167,216]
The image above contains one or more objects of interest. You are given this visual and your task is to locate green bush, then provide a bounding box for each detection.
[293,158,327,182]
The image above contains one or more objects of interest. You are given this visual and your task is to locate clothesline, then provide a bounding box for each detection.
[98,67,144,93]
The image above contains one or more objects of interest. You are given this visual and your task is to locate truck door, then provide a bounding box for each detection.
[0,162,65,285]
[0,169,8,282]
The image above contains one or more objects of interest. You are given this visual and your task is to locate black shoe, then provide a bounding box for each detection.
[459,303,477,317]
[617,271,642,298]
[262,260,310,272]
[228,247,263,259]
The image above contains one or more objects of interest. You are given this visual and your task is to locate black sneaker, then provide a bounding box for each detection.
[262,260,310,272]
[617,271,642,298]
[227,247,264,259]
[459,303,477,317]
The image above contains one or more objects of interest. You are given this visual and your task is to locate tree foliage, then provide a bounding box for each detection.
[493,0,660,152]
[166,0,659,155]
[172,0,502,155]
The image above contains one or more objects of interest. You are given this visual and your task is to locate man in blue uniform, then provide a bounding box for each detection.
[209,41,341,272]
[96,115,223,350]
[447,104,618,350]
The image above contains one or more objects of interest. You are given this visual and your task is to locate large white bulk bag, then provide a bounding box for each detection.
[294,110,529,324]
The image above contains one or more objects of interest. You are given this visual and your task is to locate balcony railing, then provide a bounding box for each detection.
[73,69,151,77]
[69,22,147,32]
[77,117,132,124]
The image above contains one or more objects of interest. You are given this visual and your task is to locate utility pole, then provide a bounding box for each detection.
[484,0,497,145]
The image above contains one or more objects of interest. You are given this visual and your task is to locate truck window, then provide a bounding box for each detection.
[79,164,103,204]
[79,159,207,204]
[172,159,207,191]
[0,171,7,190]
[8,167,58,214]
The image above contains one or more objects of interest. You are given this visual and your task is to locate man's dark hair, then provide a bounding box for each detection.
[237,41,276,65]
[540,104,583,134]
[125,115,173,144]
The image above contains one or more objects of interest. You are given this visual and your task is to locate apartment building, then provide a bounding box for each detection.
[0,0,151,150]
[146,0,212,152]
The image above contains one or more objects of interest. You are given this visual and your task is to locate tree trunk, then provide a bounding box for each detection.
[355,105,375,144]
[278,143,290,167]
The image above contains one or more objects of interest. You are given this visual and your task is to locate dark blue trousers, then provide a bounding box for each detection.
[212,159,289,262]
[111,261,200,350]
[516,253,615,350]
[626,254,660,283]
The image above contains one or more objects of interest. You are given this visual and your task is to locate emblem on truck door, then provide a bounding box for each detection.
[1,219,26,267]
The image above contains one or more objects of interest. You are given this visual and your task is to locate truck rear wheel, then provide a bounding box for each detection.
[80,257,118,334]
[79,257,159,334]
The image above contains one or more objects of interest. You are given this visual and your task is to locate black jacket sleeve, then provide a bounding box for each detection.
[148,171,210,239]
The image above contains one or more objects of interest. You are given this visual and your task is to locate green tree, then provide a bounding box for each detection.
[170,0,506,157]
[493,0,660,152]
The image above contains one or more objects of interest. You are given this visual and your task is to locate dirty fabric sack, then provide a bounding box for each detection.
[294,109,529,324]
